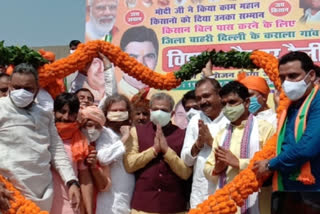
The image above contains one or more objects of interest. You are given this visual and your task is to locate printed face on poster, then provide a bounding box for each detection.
[79,0,320,106]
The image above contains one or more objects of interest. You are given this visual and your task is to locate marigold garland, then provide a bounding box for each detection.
[188,51,291,214]
[37,40,181,98]
[0,175,48,214]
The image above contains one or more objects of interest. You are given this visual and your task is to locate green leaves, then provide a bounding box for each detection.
[174,49,259,81]
[0,41,48,68]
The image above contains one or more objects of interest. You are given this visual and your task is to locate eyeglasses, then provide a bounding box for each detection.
[0,87,8,93]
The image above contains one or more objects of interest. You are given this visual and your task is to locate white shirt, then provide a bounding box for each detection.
[36,88,54,112]
[256,108,277,129]
[95,127,135,214]
[181,111,229,208]
[303,8,320,23]
[0,97,76,211]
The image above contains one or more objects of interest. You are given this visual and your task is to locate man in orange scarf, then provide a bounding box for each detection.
[53,92,94,214]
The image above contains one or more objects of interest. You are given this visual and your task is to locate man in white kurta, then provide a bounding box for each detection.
[181,78,229,208]
[0,96,77,211]
[0,63,78,211]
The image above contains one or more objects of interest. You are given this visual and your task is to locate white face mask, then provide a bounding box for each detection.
[282,73,311,101]
[150,110,171,127]
[70,50,75,54]
[107,111,129,122]
[83,128,102,142]
[10,89,34,108]
[186,108,201,121]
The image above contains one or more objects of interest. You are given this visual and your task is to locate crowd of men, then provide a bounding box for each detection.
[0,49,320,214]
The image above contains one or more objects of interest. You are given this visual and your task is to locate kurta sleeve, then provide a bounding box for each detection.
[48,114,77,184]
[258,120,276,149]
[269,95,320,173]
[204,131,221,184]
[163,147,192,180]
[98,66,118,109]
[181,117,198,167]
[123,127,156,173]
[97,139,126,166]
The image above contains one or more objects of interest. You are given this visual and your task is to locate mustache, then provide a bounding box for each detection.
[98,16,115,22]
[200,102,211,109]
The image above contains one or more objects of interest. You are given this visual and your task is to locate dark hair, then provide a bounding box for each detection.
[54,92,80,115]
[75,88,94,99]
[69,40,81,48]
[102,94,132,117]
[279,51,314,73]
[120,26,159,56]
[314,65,320,78]
[181,90,196,109]
[11,63,38,85]
[219,81,249,101]
[195,77,221,93]
[0,73,10,79]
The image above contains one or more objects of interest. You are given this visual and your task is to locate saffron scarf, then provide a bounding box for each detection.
[56,122,89,162]
[273,86,318,191]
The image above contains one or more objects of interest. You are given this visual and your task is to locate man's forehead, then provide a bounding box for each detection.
[93,0,118,6]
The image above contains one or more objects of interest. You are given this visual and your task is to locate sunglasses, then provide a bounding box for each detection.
[0,87,8,93]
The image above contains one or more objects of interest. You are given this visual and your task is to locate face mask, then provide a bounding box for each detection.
[248,96,262,114]
[10,89,34,108]
[150,110,171,127]
[70,50,75,54]
[186,108,201,121]
[82,128,102,142]
[223,103,245,122]
[282,74,311,101]
[107,111,129,122]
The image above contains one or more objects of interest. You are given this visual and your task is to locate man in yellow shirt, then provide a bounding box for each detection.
[124,92,192,214]
[204,81,275,214]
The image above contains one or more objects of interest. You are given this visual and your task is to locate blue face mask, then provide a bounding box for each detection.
[249,96,262,114]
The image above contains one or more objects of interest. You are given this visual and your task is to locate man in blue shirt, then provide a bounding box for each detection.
[254,51,320,213]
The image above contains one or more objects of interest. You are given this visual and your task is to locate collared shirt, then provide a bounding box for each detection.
[269,92,320,191]
[302,8,320,23]
[95,127,135,214]
[204,117,275,214]
[256,108,277,129]
[181,111,229,208]
[0,97,76,211]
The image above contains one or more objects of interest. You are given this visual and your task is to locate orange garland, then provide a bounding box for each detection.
[188,51,291,214]
[38,40,181,98]
[0,175,48,214]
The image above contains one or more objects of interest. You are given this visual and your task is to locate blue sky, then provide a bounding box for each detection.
[0,0,86,47]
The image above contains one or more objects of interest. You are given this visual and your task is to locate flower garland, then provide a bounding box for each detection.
[37,40,181,98]
[0,175,48,214]
[188,51,291,214]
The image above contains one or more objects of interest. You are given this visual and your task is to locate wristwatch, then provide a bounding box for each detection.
[67,179,80,189]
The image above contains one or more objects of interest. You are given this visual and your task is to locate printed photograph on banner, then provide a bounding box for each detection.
[80,0,320,106]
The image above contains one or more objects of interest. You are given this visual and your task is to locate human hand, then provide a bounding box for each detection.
[202,60,213,77]
[198,120,213,147]
[215,146,239,169]
[213,157,228,175]
[98,52,112,70]
[0,182,12,211]
[253,159,272,180]
[120,125,131,143]
[156,124,169,154]
[86,149,98,167]
[68,184,81,211]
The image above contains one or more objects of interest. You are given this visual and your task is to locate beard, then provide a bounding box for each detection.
[90,10,116,38]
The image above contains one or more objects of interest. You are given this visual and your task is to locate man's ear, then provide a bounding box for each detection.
[309,69,317,83]
[244,97,250,109]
